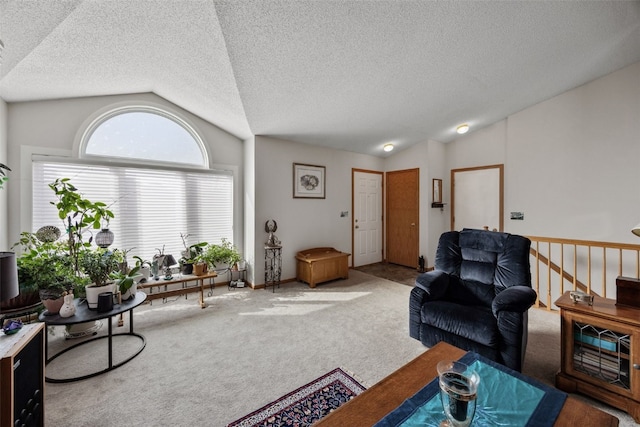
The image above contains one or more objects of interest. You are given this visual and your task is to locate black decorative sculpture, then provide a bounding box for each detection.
[265,220,280,247]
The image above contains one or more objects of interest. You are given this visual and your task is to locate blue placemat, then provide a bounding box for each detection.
[375,352,567,427]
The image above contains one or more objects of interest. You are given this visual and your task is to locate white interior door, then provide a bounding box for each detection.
[353,170,383,267]
[452,165,503,231]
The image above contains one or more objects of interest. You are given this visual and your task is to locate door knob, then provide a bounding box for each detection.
[355,225,359,229]
[411,223,415,226]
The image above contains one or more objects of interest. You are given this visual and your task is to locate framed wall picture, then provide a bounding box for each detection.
[293,163,325,199]
[432,178,442,204]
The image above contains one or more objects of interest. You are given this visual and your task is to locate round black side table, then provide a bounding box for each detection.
[39,291,147,383]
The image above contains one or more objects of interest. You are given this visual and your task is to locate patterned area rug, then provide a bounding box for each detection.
[226,368,366,427]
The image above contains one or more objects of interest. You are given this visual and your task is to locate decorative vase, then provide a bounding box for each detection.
[59,293,76,318]
[85,283,115,309]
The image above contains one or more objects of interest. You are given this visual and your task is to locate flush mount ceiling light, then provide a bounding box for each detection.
[456,124,470,134]
[383,143,394,152]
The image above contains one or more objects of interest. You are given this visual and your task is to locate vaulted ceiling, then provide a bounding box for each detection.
[1,1,639,157]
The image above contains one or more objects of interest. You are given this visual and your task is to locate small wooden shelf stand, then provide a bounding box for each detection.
[555,291,640,422]
[137,271,217,308]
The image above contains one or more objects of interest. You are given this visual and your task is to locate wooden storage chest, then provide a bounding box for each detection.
[296,247,350,288]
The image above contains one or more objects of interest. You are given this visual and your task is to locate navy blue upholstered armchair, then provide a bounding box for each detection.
[409,229,537,372]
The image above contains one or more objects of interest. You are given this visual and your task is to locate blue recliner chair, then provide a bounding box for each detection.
[409,228,537,372]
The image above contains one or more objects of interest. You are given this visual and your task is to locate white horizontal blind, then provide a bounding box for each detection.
[32,160,233,263]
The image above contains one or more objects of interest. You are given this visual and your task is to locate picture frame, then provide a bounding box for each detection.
[293,163,325,199]
[432,179,442,204]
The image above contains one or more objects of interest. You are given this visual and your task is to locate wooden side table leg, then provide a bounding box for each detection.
[117,292,124,326]
[199,279,205,308]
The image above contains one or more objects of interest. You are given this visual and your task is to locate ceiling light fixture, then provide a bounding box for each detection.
[456,124,470,134]
[383,143,394,152]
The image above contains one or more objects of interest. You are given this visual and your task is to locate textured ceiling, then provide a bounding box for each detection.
[1,1,639,157]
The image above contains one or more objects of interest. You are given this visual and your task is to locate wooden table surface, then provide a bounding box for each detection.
[316,341,618,427]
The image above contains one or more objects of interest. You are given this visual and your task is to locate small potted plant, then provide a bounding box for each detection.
[0,162,11,190]
[201,238,241,271]
[111,265,141,300]
[12,232,84,314]
[79,248,119,309]
[228,248,242,271]
[179,233,207,275]
[192,252,208,276]
[133,256,152,282]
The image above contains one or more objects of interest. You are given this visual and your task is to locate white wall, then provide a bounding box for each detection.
[6,92,245,255]
[426,139,447,265]
[506,61,640,242]
[243,136,256,283]
[0,98,7,250]
[5,60,638,284]
[445,120,507,172]
[252,136,383,283]
[446,61,640,244]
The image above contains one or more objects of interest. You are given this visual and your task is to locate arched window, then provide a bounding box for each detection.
[32,105,234,263]
[82,106,208,167]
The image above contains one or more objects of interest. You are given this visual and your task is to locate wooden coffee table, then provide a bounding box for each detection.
[316,341,618,426]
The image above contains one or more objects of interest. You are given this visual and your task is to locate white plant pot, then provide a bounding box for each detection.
[139,266,150,281]
[121,281,138,301]
[85,283,115,309]
[66,321,101,339]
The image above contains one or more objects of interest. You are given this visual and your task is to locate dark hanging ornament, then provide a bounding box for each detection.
[95,228,114,248]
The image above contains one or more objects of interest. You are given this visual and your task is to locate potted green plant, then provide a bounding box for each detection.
[111,265,141,300]
[192,253,208,276]
[0,162,10,190]
[49,178,114,274]
[133,256,152,281]
[79,248,120,309]
[179,233,207,275]
[13,232,84,314]
[201,238,241,270]
[228,247,242,271]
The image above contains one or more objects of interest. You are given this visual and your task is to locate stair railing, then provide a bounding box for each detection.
[527,236,640,311]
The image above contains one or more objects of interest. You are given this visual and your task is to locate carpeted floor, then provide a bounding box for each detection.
[42,269,635,426]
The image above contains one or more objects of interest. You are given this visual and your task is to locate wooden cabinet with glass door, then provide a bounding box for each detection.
[555,291,640,422]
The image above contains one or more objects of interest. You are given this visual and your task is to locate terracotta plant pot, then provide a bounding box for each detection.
[39,290,64,315]
[193,263,207,276]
